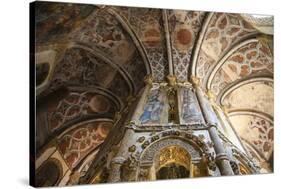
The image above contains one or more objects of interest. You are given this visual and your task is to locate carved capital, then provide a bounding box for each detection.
[111,156,126,165]
[144,74,153,85]
[206,90,215,101]
[190,76,201,87]
[126,95,136,106]
[113,111,122,122]
[166,74,177,87]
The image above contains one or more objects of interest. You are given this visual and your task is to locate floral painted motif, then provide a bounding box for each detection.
[168,10,205,81]
[210,40,273,95]
[58,121,112,168]
[197,13,257,82]
[48,91,114,131]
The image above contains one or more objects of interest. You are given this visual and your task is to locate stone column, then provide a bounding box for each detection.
[108,157,126,182]
[191,77,234,176]
[108,76,153,182]
[108,127,135,181]
[212,104,247,154]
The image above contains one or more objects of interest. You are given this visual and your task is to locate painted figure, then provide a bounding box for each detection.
[139,89,164,124]
[181,89,202,122]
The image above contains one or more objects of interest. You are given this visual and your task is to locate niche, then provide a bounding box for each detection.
[155,145,191,179]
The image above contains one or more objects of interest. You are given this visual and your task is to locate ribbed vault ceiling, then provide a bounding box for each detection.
[35,2,274,173]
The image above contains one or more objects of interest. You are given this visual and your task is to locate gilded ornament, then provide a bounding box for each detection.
[144,74,153,85]
[166,75,177,87]
[128,145,136,152]
[137,136,146,143]
[190,76,201,86]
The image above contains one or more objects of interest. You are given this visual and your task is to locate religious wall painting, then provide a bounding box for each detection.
[180,88,204,124]
[139,89,166,124]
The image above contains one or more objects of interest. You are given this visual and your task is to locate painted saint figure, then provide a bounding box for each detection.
[181,89,203,123]
[139,89,164,124]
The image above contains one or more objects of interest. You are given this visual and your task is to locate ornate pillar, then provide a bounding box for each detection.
[108,75,153,182]
[191,77,234,176]
[108,157,126,182]
[211,102,246,154]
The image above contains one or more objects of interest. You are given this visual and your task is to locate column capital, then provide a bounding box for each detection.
[111,156,127,165]
[144,74,153,85]
[206,90,216,101]
[126,95,136,106]
[190,76,201,87]
[113,111,122,122]
[166,74,177,87]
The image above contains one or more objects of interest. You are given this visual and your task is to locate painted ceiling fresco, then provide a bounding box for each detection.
[208,39,273,95]
[168,10,205,82]
[35,2,96,43]
[34,1,273,183]
[229,113,273,171]
[222,81,273,116]
[58,120,113,168]
[113,6,169,81]
[195,13,258,83]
